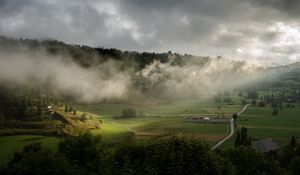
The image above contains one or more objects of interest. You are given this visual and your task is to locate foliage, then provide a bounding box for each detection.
[0,87,54,119]
[3,134,300,175]
[80,113,87,121]
[232,113,238,120]
[289,156,300,175]
[251,99,257,106]
[257,100,266,107]
[106,136,235,175]
[58,133,103,174]
[247,91,258,99]
[121,108,136,118]
[272,108,279,116]
[226,146,280,175]
[5,142,80,175]
[235,127,251,147]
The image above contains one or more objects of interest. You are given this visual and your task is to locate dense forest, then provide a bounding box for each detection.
[0,36,191,69]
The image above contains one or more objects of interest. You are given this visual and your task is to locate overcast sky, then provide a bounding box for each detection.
[0,0,300,64]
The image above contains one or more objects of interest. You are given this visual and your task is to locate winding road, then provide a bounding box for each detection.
[211,104,251,150]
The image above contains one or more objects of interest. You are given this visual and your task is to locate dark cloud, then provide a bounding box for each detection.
[0,0,299,64]
[251,0,300,17]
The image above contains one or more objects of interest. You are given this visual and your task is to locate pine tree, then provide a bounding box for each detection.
[235,127,251,147]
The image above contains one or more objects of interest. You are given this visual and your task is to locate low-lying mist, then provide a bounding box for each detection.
[0,49,131,102]
[135,58,273,99]
[0,45,281,103]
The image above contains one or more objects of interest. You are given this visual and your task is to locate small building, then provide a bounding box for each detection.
[252,138,279,153]
[203,117,210,121]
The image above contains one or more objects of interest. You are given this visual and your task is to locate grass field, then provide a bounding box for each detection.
[238,105,300,146]
[75,98,244,145]
[75,96,300,149]
[0,135,60,166]
[75,98,243,117]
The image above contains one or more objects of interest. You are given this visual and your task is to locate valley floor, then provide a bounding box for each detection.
[1,96,300,166]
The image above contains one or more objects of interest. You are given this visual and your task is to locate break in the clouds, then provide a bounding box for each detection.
[0,0,300,64]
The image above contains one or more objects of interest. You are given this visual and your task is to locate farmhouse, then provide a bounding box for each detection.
[184,114,228,123]
[203,117,210,121]
[252,138,279,153]
[184,115,207,120]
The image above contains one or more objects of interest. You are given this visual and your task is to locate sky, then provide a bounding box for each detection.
[0,0,300,64]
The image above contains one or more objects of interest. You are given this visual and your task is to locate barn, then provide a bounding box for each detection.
[252,138,279,153]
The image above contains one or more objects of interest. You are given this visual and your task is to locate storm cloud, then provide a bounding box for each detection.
[0,0,299,64]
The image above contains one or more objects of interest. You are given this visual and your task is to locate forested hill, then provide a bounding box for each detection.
[0,36,209,69]
[1,36,300,71]
[1,36,300,100]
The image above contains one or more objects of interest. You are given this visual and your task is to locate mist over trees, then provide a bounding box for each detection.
[0,36,300,104]
[0,36,181,70]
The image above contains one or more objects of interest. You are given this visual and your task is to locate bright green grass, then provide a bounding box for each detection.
[90,118,133,143]
[75,98,244,146]
[0,135,60,166]
[90,116,230,146]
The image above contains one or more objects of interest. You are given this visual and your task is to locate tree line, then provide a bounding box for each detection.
[1,133,300,175]
[0,36,193,69]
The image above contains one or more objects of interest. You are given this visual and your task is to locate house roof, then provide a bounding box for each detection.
[252,138,279,153]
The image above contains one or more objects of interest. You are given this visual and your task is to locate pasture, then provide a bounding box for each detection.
[238,105,300,146]
[75,98,244,145]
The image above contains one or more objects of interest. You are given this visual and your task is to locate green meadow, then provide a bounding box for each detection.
[74,98,244,145]
[238,105,300,146]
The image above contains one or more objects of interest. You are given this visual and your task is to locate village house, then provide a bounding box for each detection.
[252,138,279,153]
